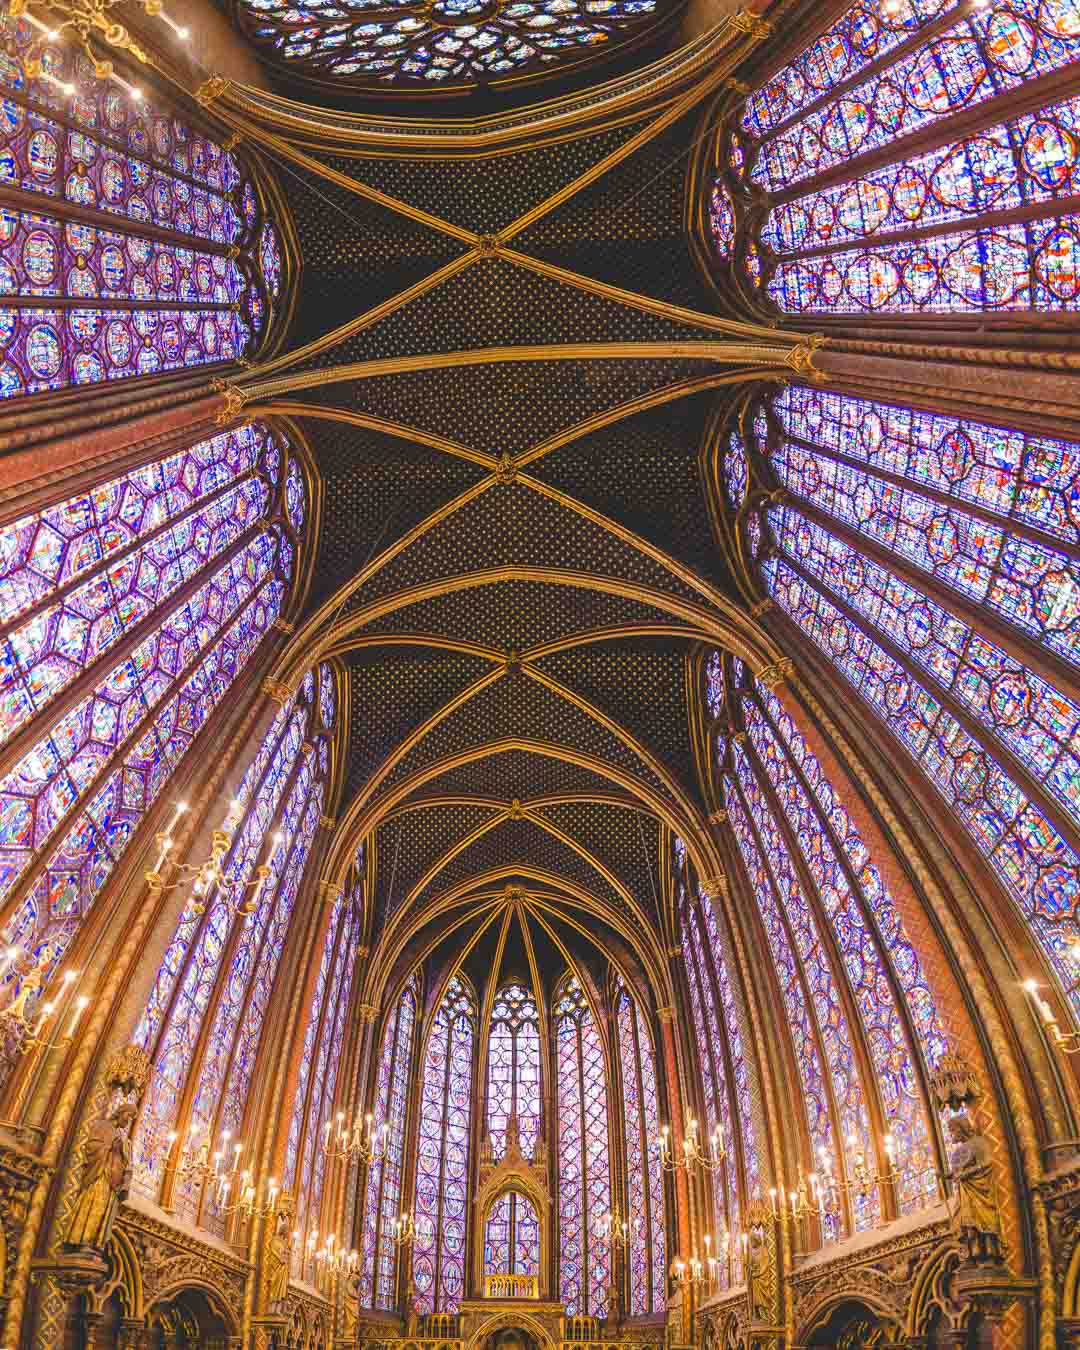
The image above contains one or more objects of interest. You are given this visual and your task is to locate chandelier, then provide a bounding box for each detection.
[658,1116,726,1175]
[594,1204,637,1251]
[9,0,191,100]
[322,1110,390,1164]
[146,800,274,918]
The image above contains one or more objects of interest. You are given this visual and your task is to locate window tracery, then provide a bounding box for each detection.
[130,661,334,1233]
[284,849,362,1274]
[0,20,285,398]
[0,423,303,1086]
[615,987,665,1315]
[360,974,418,1310]
[232,0,668,94]
[487,981,541,1161]
[554,973,611,1317]
[413,974,476,1314]
[708,0,1080,319]
[757,384,1080,1016]
[484,1190,540,1277]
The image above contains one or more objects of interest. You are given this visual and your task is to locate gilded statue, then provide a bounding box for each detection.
[344,1268,362,1341]
[947,1111,1003,1264]
[3,941,57,1022]
[63,1099,136,1251]
[746,1224,770,1321]
[266,1205,293,1311]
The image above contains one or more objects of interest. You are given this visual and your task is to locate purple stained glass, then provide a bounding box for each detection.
[682,909,739,1284]
[616,989,665,1315]
[319,660,336,731]
[0,423,274,745]
[742,692,941,1213]
[742,0,957,138]
[484,1191,540,1277]
[285,875,359,1265]
[748,0,1080,196]
[487,982,541,1161]
[710,180,736,258]
[555,976,611,1317]
[413,975,475,1314]
[0,22,281,400]
[130,679,321,1202]
[768,217,1080,315]
[769,501,1080,828]
[285,457,306,532]
[359,978,417,1310]
[724,433,748,509]
[706,653,726,719]
[773,384,1080,548]
[764,554,1080,1015]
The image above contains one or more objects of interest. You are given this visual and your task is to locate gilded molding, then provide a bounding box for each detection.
[261,676,294,705]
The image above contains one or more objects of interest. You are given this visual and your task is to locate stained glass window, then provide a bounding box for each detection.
[487,981,541,1161]
[710,182,736,259]
[413,974,476,1314]
[555,975,611,1317]
[739,688,944,1213]
[762,383,1080,1016]
[0,19,284,399]
[0,423,302,1084]
[723,432,748,510]
[723,772,847,1242]
[734,0,1080,318]
[129,662,335,1235]
[706,651,725,719]
[615,988,665,1315]
[284,850,362,1274]
[232,0,667,94]
[681,901,740,1283]
[359,976,418,1310]
[483,1190,540,1277]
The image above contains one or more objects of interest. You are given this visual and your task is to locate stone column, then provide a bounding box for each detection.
[118,1318,152,1350]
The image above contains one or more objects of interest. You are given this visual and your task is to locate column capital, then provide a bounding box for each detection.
[758,656,795,692]
[319,879,344,903]
[357,1003,379,1022]
[261,676,294,706]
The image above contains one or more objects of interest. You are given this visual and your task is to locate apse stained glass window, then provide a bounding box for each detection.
[284,854,362,1273]
[710,182,736,259]
[414,975,476,1315]
[762,384,1080,1017]
[487,982,541,1161]
[232,0,668,94]
[360,976,418,1309]
[129,663,334,1231]
[555,975,611,1317]
[484,1191,540,1277]
[0,20,284,399]
[616,988,665,1316]
[734,0,1080,319]
[0,423,302,1088]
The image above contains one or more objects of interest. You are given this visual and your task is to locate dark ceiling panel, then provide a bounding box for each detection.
[532,637,697,794]
[401,747,634,804]
[303,418,489,613]
[373,802,504,925]
[292,355,717,455]
[349,481,702,606]
[357,578,690,653]
[316,123,647,236]
[344,645,494,801]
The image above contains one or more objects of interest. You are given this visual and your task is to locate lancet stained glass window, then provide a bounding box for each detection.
[682,891,749,1282]
[731,0,1080,318]
[555,974,611,1317]
[616,988,665,1316]
[739,685,945,1213]
[487,981,541,1161]
[0,19,284,397]
[483,1190,540,1277]
[284,850,362,1273]
[130,662,334,1234]
[359,976,418,1309]
[413,974,476,1314]
[0,423,303,1089]
[761,384,1080,1015]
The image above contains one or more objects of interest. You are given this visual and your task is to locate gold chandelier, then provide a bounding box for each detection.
[9,0,191,100]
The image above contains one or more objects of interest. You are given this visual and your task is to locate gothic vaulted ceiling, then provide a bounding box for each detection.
[217,33,807,989]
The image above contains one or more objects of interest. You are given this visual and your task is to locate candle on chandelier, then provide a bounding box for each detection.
[66,994,89,1038]
[1023,979,1056,1025]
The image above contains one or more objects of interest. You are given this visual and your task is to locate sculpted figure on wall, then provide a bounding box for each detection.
[947,1111,1003,1265]
[62,1099,137,1253]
